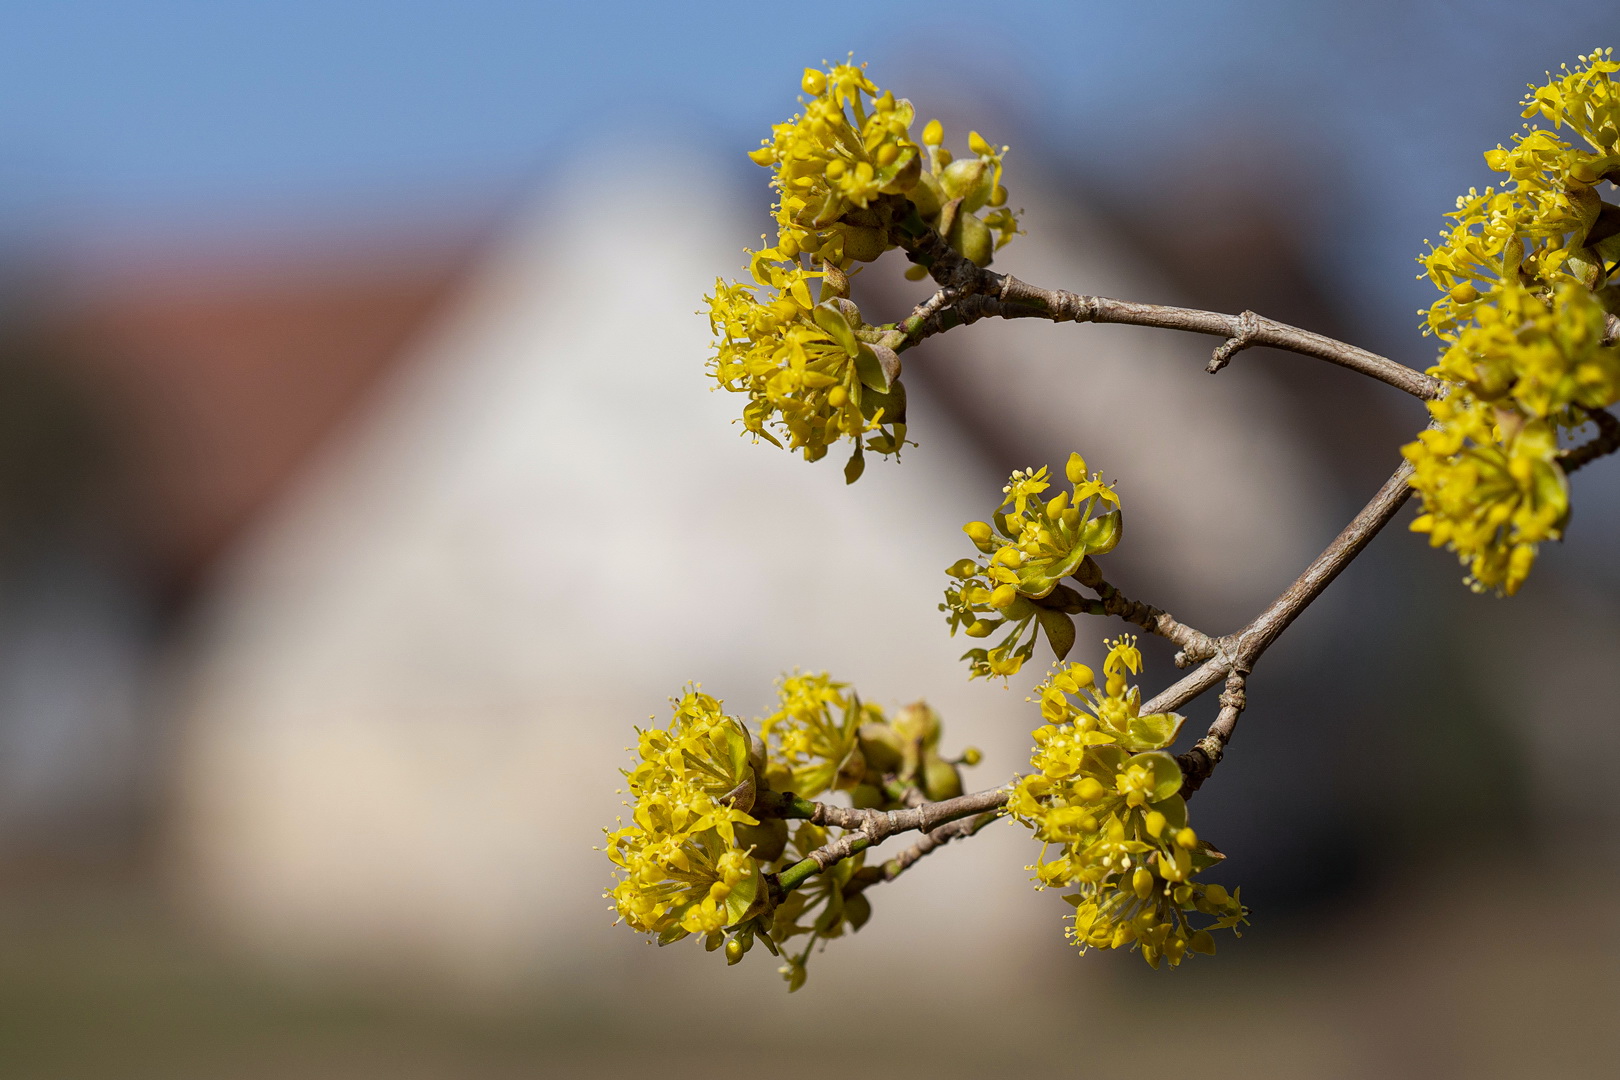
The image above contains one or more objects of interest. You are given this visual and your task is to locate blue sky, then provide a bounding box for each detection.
[0,1,1614,321]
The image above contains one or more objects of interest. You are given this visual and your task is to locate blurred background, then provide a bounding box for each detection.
[0,2,1616,1077]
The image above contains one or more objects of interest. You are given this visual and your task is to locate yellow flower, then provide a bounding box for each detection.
[706,57,1024,479]
[943,453,1122,680]
[1007,640,1246,968]
[761,672,876,799]
[1409,50,1620,595]
[606,688,766,942]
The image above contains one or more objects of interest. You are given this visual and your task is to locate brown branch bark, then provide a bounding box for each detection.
[887,224,1443,400]
[1072,557,1218,666]
[1559,408,1620,474]
[846,811,1003,897]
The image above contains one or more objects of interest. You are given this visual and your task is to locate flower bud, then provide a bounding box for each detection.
[964,620,993,638]
[725,938,746,964]
[850,782,885,809]
[802,68,827,96]
[907,173,943,218]
[1065,452,1087,484]
[875,143,899,167]
[922,752,964,801]
[1175,827,1199,850]
[736,817,789,862]
[1132,866,1154,899]
[827,385,848,407]
[1075,777,1105,801]
[893,701,942,750]
[964,521,994,547]
[1145,810,1167,838]
[921,119,943,146]
[858,722,904,773]
[904,264,930,281]
[833,223,888,263]
[1448,281,1480,304]
[948,211,994,267]
[988,583,1018,608]
[748,146,775,167]
[968,130,994,157]
[959,746,982,767]
[989,185,1008,207]
[993,546,1025,568]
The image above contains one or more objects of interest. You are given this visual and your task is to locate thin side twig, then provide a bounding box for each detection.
[773,786,1011,892]
[1176,669,1247,797]
[1072,557,1218,666]
[1559,408,1620,474]
[847,811,1004,897]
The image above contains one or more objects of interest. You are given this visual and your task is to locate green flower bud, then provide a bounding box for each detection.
[922,752,964,801]
[892,701,942,750]
[857,722,905,774]
[736,816,789,862]
[948,210,994,267]
[907,172,943,219]
[850,782,885,809]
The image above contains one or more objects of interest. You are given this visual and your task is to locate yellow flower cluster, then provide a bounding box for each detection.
[705,58,1020,481]
[1007,639,1247,968]
[763,675,977,811]
[607,678,979,988]
[1407,50,1620,594]
[942,453,1122,679]
[605,688,766,945]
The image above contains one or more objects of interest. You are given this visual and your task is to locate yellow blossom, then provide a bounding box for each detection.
[1006,639,1246,968]
[943,453,1122,679]
[1409,49,1620,595]
[705,56,1023,479]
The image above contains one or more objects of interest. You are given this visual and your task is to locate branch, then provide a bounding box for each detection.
[1176,669,1247,797]
[772,786,1010,893]
[1071,557,1218,667]
[885,223,1444,401]
[1559,408,1620,474]
[847,811,1004,897]
[1232,459,1416,664]
[1137,460,1417,785]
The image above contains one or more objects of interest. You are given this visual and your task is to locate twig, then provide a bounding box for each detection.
[1131,460,1416,787]
[1071,557,1218,667]
[847,812,1003,897]
[1207,310,1261,374]
[773,787,1011,892]
[1176,669,1247,797]
[1559,408,1620,474]
[886,223,1444,401]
